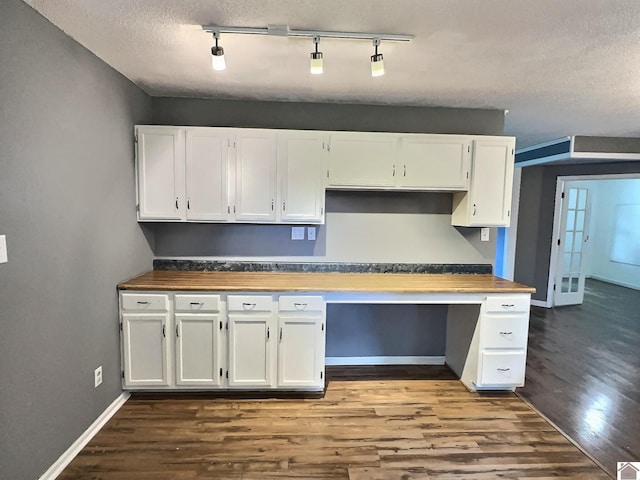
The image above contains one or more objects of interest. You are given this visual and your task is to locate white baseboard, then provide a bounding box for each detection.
[530,299,551,308]
[325,356,445,366]
[39,392,130,480]
[589,274,640,291]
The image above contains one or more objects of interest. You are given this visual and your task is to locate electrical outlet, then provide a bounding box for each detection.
[0,235,7,263]
[94,366,102,388]
[481,228,490,242]
[291,226,305,240]
[307,227,316,241]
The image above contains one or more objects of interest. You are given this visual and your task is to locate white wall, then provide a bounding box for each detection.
[587,178,640,290]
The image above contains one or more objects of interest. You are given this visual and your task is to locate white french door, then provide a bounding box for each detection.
[553,185,591,306]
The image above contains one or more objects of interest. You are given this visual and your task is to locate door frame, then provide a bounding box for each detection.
[542,173,640,308]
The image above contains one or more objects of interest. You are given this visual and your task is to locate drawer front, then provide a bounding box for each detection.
[485,295,530,314]
[482,315,529,349]
[479,351,526,386]
[228,295,274,312]
[175,294,221,312]
[278,295,324,312]
[121,293,169,311]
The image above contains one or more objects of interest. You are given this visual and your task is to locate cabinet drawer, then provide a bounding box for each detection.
[278,295,324,312]
[479,351,525,386]
[175,294,221,312]
[485,295,530,314]
[228,295,274,312]
[481,315,529,349]
[121,293,169,311]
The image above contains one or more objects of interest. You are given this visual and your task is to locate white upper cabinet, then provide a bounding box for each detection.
[233,129,278,222]
[185,128,230,222]
[397,135,470,190]
[277,131,328,224]
[327,132,398,187]
[136,126,185,221]
[452,136,515,227]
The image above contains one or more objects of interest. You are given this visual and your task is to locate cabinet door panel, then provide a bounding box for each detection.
[328,132,397,187]
[175,314,222,386]
[470,140,513,225]
[185,129,229,221]
[397,135,470,189]
[137,127,185,221]
[228,313,276,387]
[278,316,325,388]
[278,132,327,223]
[234,131,277,221]
[122,313,170,387]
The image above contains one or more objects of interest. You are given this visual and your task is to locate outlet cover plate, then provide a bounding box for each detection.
[291,226,305,240]
[94,366,103,388]
[480,228,490,242]
[307,227,316,241]
[0,235,7,263]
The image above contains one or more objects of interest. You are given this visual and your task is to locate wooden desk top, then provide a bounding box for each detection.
[118,271,535,294]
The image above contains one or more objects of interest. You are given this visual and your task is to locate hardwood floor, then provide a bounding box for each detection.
[60,368,608,479]
[517,279,640,479]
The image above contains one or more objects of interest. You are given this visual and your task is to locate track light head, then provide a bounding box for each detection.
[310,35,323,74]
[371,38,384,77]
[211,31,226,71]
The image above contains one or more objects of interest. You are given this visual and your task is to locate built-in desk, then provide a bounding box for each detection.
[118,271,535,393]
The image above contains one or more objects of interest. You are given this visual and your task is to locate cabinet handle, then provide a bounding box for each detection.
[473,204,477,216]
[187,199,190,210]
[501,304,515,308]
[271,199,274,211]
[176,325,179,337]
[499,331,513,336]
[497,368,511,372]
[190,302,203,306]
[293,302,308,310]
[228,205,231,214]
[175,198,179,210]
[392,165,396,177]
[279,327,283,341]
[233,205,236,213]
[136,301,150,305]
[283,201,286,212]
[327,144,331,152]
[219,320,223,330]
[267,327,270,340]
[403,165,407,177]
[242,302,256,310]
[162,325,166,338]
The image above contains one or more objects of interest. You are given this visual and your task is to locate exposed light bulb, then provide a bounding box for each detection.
[371,54,384,77]
[310,36,323,74]
[211,46,226,71]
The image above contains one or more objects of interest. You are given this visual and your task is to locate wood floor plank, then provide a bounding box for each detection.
[58,376,608,479]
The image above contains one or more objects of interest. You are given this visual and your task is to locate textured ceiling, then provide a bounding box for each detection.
[23,0,640,147]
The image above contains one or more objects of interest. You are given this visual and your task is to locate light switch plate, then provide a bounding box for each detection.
[0,235,7,263]
[291,226,305,240]
[307,227,316,241]
[480,228,490,242]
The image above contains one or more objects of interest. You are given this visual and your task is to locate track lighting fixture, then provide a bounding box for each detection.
[201,25,413,76]
[211,31,226,71]
[370,38,384,77]
[310,35,323,75]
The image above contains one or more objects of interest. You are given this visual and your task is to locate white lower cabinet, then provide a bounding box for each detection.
[277,296,326,388]
[121,313,171,387]
[175,313,223,386]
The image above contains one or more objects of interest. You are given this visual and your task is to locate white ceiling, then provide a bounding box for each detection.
[23,0,640,148]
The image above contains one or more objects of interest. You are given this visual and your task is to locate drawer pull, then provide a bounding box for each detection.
[499,331,513,336]
[242,302,256,310]
[293,302,308,310]
[136,301,150,305]
[501,304,515,308]
[497,368,511,372]
[190,302,203,306]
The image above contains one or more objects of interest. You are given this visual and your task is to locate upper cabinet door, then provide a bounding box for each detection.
[185,128,230,222]
[451,136,515,227]
[234,130,278,222]
[397,135,470,190]
[136,126,185,221]
[327,132,398,188]
[277,131,328,224]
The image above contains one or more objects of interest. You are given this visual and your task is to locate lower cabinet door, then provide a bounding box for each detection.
[175,313,223,386]
[122,313,171,387]
[479,351,526,386]
[228,313,276,388]
[277,315,325,388]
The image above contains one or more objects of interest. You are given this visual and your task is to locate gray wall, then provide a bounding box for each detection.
[514,162,640,302]
[0,1,153,479]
